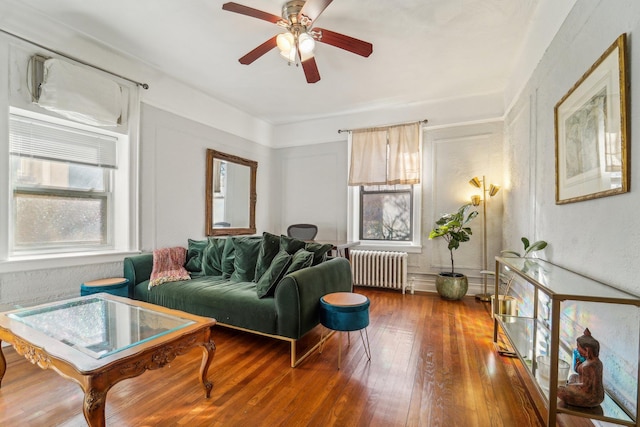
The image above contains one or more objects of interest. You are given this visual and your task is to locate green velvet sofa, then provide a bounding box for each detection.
[123,233,353,367]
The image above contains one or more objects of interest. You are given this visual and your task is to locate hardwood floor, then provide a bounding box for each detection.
[0,288,589,426]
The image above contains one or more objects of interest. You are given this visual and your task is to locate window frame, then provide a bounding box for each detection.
[349,184,422,252]
[0,107,138,271]
[358,184,414,242]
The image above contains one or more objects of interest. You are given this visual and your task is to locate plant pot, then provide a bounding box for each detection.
[435,273,468,300]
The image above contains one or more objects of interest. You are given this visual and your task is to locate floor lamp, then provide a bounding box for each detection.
[469,176,500,302]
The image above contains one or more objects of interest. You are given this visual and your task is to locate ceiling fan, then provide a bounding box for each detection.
[222,0,373,83]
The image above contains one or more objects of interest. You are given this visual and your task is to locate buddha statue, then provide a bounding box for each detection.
[557,328,605,407]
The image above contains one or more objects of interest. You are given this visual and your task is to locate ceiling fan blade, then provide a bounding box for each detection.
[238,36,278,65]
[298,0,334,23]
[315,28,373,57]
[300,55,321,83]
[222,2,282,24]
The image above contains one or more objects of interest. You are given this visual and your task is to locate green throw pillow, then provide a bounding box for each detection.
[280,234,307,255]
[230,236,262,282]
[304,242,333,266]
[201,237,226,276]
[254,232,281,282]
[221,237,236,278]
[255,250,292,298]
[185,238,208,273]
[284,249,314,276]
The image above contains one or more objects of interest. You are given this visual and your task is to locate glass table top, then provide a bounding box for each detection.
[7,296,195,359]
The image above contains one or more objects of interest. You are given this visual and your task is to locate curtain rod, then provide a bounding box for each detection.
[337,119,428,134]
[0,27,150,90]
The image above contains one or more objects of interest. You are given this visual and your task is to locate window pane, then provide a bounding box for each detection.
[361,190,412,241]
[11,156,105,191]
[14,193,107,247]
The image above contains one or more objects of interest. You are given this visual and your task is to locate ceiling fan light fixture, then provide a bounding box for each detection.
[222,1,374,83]
[298,32,315,54]
[280,46,297,63]
[276,32,295,52]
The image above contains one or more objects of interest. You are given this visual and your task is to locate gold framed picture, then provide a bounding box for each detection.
[554,33,629,204]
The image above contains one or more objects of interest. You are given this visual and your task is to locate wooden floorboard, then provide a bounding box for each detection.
[0,288,592,426]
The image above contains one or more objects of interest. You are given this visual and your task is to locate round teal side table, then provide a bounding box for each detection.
[319,292,371,369]
[81,278,129,298]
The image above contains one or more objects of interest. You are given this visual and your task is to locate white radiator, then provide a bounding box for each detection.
[350,250,409,294]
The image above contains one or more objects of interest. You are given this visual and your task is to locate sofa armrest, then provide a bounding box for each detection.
[123,253,153,289]
[274,257,353,339]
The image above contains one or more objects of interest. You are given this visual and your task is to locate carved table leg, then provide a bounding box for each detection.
[0,340,6,387]
[82,377,109,427]
[199,338,216,398]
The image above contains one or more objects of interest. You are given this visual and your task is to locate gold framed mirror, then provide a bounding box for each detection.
[205,149,257,236]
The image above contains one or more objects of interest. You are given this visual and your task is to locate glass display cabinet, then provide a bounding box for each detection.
[493,257,640,426]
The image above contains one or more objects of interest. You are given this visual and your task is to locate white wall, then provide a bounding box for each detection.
[504,0,640,295]
[140,104,275,250]
[418,122,503,292]
[275,140,348,240]
[272,91,505,149]
[504,0,640,413]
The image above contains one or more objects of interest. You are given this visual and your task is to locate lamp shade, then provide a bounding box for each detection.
[298,32,315,54]
[469,177,481,188]
[471,195,481,206]
[276,32,295,52]
[280,46,297,62]
[489,184,501,197]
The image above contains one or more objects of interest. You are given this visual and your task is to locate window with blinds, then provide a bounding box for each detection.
[9,113,119,254]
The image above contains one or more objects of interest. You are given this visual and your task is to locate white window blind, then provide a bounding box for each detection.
[9,114,118,168]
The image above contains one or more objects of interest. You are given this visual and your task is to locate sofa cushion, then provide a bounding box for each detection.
[185,238,208,275]
[149,247,191,289]
[255,250,292,298]
[221,237,236,278]
[304,242,333,266]
[284,249,314,276]
[254,232,281,282]
[230,236,262,282]
[201,237,226,276]
[134,276,278,336]
[280,234,307,255]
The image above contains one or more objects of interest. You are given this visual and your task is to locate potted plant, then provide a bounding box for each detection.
[501,237,548,259]
[429,203,478,300]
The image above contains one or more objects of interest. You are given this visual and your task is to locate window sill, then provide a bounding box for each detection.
[0,250,141,274]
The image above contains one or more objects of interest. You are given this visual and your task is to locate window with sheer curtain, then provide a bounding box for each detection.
[348,123,422,244]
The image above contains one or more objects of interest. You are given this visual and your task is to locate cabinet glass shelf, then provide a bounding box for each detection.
[493,257,640,427]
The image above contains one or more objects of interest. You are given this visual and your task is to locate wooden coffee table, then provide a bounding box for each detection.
[0,294,216,427]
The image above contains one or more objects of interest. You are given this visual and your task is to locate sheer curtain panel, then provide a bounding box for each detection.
[348,122,421,186]
[388,123,420,184]
[349,128,388,185]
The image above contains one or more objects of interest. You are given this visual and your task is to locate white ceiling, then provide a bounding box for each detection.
[11,0,541,125]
